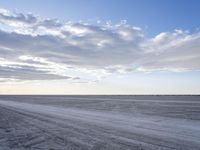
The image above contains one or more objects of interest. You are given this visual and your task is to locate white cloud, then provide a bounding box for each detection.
[0,8,200,82]
[140,30,200,71]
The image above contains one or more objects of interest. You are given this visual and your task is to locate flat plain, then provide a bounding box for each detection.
[0,95,200,150]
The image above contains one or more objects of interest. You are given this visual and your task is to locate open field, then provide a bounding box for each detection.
[0,95,200,150]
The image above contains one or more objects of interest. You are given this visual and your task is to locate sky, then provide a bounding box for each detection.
[0,0,200,94]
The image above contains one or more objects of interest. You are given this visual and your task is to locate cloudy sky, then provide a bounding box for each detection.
[0,0,200,94]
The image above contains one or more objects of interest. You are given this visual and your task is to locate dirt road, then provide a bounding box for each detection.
[0,96,200,150]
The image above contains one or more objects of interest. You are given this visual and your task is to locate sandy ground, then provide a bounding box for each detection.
[0,95,200,150]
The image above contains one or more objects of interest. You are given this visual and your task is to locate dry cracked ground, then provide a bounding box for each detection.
[0,95,200,150]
